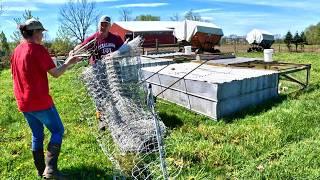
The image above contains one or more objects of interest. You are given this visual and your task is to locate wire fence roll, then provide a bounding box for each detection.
[72,36,182,179]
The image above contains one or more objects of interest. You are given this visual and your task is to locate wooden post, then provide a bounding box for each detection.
[306,67,310,87]
[156,39,159,53]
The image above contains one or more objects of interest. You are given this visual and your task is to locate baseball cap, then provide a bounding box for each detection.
[24,18,47,31]
[99,15,111,24]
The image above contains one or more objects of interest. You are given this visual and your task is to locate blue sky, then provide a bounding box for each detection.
[0,0,320,41]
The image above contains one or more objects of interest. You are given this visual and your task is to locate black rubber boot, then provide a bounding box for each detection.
[32,149,45,177]
[98,120,106,131]
[43,143,65,179]
[97,111,106,131]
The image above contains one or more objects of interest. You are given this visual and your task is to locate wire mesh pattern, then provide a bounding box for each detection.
[72,37,182,179]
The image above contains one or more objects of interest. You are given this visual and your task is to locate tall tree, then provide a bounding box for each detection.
[0,31,10,65]
[170,13,180,21]
[300,31,307,51]
[0,31,9,52]
[59,0,99,42]
[50,37,74,55]
[293,31,301,52]
[284,31,293,51]
[11,10,37,45]
[305,23,320,45]
[184,9,202,21]
[119,8,132,21]
[135,14,160,21]
[49,26,76,55]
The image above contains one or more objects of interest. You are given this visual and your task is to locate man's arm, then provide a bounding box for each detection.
[73,33,96,52]
[48,55,79,78]
[73,44,82,51]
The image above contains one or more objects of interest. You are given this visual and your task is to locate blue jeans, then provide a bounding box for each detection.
[23,106,64,151]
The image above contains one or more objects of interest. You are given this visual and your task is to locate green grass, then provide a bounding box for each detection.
[1,52,320,179]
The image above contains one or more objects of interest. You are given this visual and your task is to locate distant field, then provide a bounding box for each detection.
[219,43,320,53]
[141,43,320,55]
[1,52,320,179]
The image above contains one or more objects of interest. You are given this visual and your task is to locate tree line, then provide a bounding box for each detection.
[2,0,320,66]
[1,0,212,61]
[284,31,307,52]
[119,9,208,22]
[283,23,320,52]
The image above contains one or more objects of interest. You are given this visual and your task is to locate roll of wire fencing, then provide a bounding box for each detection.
[70,36,183,179]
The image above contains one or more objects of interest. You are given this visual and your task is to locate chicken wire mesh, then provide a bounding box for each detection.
[70,37,183,179]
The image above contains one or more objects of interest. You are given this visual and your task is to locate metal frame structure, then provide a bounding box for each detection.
[224,60,311,89]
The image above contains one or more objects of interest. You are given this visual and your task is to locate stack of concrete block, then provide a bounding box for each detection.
[141,62,279,119]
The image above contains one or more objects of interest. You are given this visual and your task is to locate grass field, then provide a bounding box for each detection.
[219,43,320,54]
[1,52,320,179]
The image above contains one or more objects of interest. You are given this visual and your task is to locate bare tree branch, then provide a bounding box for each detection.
[11,10,38,44]
[119,8,132,21]
[0,1,4,16]
[184,9,202,21]
[58,0,99,42]
[170,13,180,21]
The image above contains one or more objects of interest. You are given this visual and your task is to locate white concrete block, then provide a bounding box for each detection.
[142,62,279,119]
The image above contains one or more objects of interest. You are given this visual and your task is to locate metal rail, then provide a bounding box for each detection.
[147,84,168,180]
[226,60,312,89]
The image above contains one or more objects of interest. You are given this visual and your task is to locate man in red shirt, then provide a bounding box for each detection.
[74,15,124,131]
[11,18,79,179]
[74,15,124,64]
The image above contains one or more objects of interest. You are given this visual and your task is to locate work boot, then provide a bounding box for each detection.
[43,143,65,179]
[98,120,106,131]
[97,111,106,131]
[32,149,45,177]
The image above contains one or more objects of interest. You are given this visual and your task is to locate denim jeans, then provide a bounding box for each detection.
[23,106,64,151]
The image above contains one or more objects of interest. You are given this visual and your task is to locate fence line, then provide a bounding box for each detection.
[218,43,320,53]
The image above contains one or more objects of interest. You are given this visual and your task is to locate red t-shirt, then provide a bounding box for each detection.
[82,32,124,64]
[11,41,56,112]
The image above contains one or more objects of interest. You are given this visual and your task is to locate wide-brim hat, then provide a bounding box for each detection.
[24,18,47,31]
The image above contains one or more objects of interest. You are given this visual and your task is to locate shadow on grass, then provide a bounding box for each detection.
[158,111,184,129]
[61,165,115,180]
[222,82,320,123]
[222,95,288,123]
[285,83,320,98]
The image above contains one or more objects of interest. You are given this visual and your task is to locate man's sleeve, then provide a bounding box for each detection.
[81,33,96,46]
[39,46,56,72]
[116,35,124,50]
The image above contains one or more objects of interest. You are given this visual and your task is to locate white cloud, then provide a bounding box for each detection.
[111,3,169,8]
[194,0,320,10]
[193,8,220,13]
[5,6,41,12]
[201,16,214,21]
[181,8,222,16]
[3,0,119,4]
